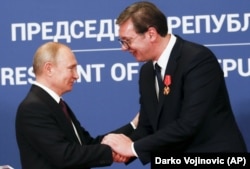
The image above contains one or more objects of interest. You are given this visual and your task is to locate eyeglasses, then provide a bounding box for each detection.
[118,39,130,50]
[118,35,141,50]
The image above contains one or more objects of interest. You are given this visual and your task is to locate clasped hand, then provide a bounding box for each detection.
[101,133,134,163]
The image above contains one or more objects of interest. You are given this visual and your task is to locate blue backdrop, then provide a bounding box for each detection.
[1,1,249,169]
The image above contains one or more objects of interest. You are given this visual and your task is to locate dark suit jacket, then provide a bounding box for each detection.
[130,36,247,164]
[16,85,133,169]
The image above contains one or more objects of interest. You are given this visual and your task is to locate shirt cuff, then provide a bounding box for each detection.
[131,142,138,157]
[130,121,136,129]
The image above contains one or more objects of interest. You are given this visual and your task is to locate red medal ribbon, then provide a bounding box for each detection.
[164,75,171,86]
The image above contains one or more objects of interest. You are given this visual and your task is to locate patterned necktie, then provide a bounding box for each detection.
[155,63,164,97]
[59,99,71,122]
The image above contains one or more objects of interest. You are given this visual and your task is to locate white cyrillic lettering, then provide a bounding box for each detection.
[70,20,84,39]
[211,14,226,33]
[97,19,115,41]
[54,21,71,42]
[114,19,119,37]
[85,20,97,38]
[195,15,210,33]
[182,16,195,34]
[227,14,241,32]
[11,23,26,41]
[27,23,41,40]
[167,16,181,33]
[41,22,54,41]
[241,13,250,31]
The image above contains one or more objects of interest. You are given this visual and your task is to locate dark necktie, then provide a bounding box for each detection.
[59,99,72,122]
[155,63,164,96]
[59,99,82,145]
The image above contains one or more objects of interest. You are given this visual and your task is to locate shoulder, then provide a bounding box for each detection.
[175,35,214,57]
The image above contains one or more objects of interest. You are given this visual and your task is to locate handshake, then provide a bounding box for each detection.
[102,133,134,163]
[101,112,139,163]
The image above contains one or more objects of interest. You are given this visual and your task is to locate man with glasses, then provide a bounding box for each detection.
[102,1,247,165]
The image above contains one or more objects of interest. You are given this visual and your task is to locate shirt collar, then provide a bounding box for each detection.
[154,34,177,77]
[33,81,61,103]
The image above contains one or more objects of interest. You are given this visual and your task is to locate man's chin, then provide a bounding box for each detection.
[65,87,73,93]
[135,57,145,62]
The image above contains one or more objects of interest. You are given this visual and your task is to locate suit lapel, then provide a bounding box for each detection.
[155,36,183,122]
[31,85,82,144]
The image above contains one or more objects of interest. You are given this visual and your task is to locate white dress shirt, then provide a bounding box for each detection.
[132,34,177,157]
[33,81,82,145]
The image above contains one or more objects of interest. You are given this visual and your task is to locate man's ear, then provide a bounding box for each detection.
[44,62,53,76]
[147,27,157,40]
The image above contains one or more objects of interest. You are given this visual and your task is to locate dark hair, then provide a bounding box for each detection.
[116,1,168,37]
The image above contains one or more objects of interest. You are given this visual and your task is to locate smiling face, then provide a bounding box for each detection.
[33,42,79,96]
[118,19,153,62]
[50,47,79,96]
[116,2,169,62]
